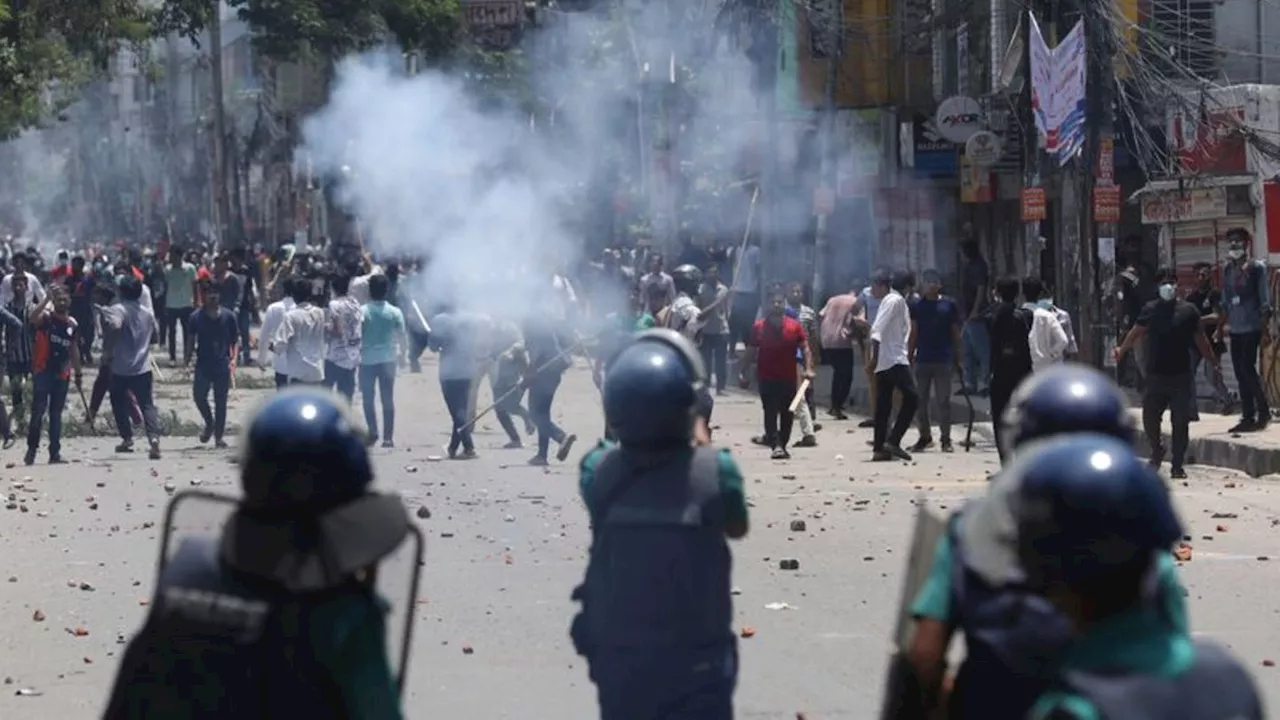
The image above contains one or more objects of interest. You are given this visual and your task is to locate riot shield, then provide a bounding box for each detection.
[878,502,947,720]
[156,490,425,694]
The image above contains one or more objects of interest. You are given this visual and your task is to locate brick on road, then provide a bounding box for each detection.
[0,357,1277,717]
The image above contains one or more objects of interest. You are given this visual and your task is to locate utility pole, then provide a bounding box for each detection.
[812,7,839,302]
[1021,0,1041,278]
[208,1,235,249]
[1078,0,1116,366]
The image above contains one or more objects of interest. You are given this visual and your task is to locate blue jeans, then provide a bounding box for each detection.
[237,311,252,364]
[961,320,990,392]
[440,377,474,454]
[528,373,566,458]
[323,360,356,402]
[699,334,729,392]
[192,367,231,440]
[359,362,396,441]
[28,372,68,456]
[110,371,161,443]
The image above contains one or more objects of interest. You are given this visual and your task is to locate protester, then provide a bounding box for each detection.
[1115,268,1222,479]
[361,274,405,449]
[260,277,297,388]
[818,283,859,419]
[1218,227,1271,432]
[1185,262,1235,418]
[729,236,762,354]
[323,272,363,402]
[189,282,238,448]
[739,287,812,460]
[4,272,35,429]
[959,231,990,396]
[1021,276,1069,372]
[491,319,536,448]
[696,262,731,394]
[985,276,1035,463]
[523,308,578,466]
[163,246,197,365]
[273,278,327,387]
[98,275,163,460]
[639,254,675,309]
[908,269,962,452]
[25,286,81,465]
[854,269,891,428]
[64,256,95,364]
[870,270,918,461]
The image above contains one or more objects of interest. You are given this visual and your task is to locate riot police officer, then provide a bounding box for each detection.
[103,389,421,720]
[571,329,748,720]
[1015,434,1264,720]
[903,364,1189,719]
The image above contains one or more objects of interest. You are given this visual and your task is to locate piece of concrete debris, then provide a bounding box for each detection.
[1173,544,1193,562]
[739,626,756,638]
[779,558,800,571]
[415,506,431,519]
[789,519,806,532]
[764,602,796,611]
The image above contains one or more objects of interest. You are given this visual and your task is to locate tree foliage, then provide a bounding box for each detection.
[157,0,463,64]
[0,0,153,138]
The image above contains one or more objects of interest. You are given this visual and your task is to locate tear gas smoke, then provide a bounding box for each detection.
[298,7,820,317]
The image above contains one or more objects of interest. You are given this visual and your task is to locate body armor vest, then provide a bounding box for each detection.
[577,446,731,651]
[949,510,1074,720]
[1056,639,1263,720]
[102,537,359,720]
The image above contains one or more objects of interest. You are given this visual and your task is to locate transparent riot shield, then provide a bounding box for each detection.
[156,489,425,694]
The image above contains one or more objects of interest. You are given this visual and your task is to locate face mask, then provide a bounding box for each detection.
[1158,284,1175,301]
[1228,249,1245,261]
[1036,299,1053,310]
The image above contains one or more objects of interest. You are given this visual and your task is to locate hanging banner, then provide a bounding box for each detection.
[1029,15,1087,165]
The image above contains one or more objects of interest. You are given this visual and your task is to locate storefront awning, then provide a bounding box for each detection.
[1128,174,1256,204]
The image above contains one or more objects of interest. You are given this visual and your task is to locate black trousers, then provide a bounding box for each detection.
[758,378,796,449]
[989,368,1029,463]
[824,348,854,411]
[873,364,919,450]
[1229,331,1269,422]
[1143,372,1192,468]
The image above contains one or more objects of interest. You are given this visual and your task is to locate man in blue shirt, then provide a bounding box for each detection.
[908,269,962,452]
[1218,228,1271,432]
[189,281,239,447]
[361,274,405,449]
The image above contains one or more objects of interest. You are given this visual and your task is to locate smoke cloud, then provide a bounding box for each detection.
[298,5,819,315]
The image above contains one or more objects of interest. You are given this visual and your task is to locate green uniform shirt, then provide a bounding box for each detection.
[578,440,748,529]
[633,312,657,331]
[909,532,1189,635]
[1028,604,1196,720]
[316,593,404,720]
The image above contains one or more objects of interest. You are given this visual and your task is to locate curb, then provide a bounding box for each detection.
[732,360,1280,479]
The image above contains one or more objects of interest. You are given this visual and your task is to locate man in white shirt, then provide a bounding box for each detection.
[869,269,920,462]
[272,278,327,385]
[639,254,675,309]
[323,273,363,401]
[0,253,45,306]
[1021,276,1069,372]
[259,278,298,387]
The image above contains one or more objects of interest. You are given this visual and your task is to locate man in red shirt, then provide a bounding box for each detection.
[739,286,814,459]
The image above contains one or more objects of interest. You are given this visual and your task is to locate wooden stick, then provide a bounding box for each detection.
[788,378,811,413]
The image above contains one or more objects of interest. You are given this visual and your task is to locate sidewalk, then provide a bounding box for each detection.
[734,360,1280,479]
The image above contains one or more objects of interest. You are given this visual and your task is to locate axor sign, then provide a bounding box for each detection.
[933,96,985,144]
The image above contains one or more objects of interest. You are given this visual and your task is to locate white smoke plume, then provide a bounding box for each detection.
[298,5,816,316]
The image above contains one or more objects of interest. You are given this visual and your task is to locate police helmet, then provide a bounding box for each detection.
[1012,433,1183,589]
[225,389,411,591]
[603,329,706,447]
[671,264,703,294]
[1000,363,1134,456]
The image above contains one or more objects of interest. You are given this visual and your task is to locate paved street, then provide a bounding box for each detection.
[1,358,1278,718]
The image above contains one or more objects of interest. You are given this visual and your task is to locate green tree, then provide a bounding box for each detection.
[157,0,463,64]
[0,0,154,138]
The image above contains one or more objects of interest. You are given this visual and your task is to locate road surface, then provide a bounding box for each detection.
[0,359,1277,718]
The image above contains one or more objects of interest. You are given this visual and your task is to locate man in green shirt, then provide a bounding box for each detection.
[163,246,198,365]
[572,329,747,720]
